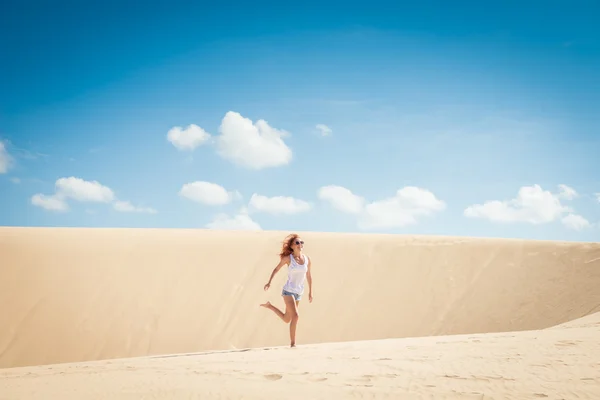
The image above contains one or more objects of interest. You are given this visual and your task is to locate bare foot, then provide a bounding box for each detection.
[290,343,296,348]
[260,301,272,308]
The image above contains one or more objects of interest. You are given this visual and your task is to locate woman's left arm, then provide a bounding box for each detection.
[307,257,313,303]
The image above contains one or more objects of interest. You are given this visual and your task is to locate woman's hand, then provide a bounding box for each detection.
[264,257,287,292]
[309,292,313,303]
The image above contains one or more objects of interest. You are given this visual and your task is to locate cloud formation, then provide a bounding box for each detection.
[31,193,69,212]
[215,111,293,169]
[248,193,312,215]
[205,208,261,230]
[561,214,591,231]
[31,176,156,214]
[557,184,578,200]
[317,185,365,214]
[167,124,211,151]
[318,184,445,229]
[113,200,157,214]
[464,184,589,230]
[166,111,294,170]
[54,177,115,203]
[360,186,446,230]
[316,124,332,136]
[190,184,311,229]
[179,181,241,206]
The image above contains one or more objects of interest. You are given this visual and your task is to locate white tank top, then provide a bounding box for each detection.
[283,253,308,295]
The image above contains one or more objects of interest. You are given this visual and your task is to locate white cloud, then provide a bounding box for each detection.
[561,214,591,231]
[558,184,578,200]
[10,177,20,184]
[248,194,312,215]
[179,181,240,206]
[318,185,445,230]
[316,124,332,136]
[317,185,365,214]
[31,193,69,212]
[206,208,261,230]
[595,193,600,203]
[55,177,115,203]
[113,200,157,214]
[31,176,156,215]
[0,141,13,174]
[359,187,446,230]
[464,184,582,226]
[215,111,292,169]
[167,124,211,151]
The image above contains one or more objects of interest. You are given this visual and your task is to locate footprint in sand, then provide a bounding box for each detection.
[351,374,374,383]
[555,340,579,347]
[443,374,467,380]
[264,374,283,381]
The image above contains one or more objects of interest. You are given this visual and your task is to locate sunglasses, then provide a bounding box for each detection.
[295,240,304,245]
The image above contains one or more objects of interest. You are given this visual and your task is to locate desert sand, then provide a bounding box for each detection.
[1,226,599,398]
[1,312,599,399]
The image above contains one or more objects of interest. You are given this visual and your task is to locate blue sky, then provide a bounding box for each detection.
[1,0,599,241]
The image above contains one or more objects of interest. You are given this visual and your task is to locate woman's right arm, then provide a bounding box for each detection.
[264,256,289,290]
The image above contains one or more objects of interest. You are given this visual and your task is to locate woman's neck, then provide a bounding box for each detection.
[292,251,302,258]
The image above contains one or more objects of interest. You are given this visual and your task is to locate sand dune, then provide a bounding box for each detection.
[1,312,599,399]
[1,227,600,370]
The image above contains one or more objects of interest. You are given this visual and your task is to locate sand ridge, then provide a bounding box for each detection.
[1,227,600,369]
[1,312,599,399]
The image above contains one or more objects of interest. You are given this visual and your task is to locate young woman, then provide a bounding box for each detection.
[260,233,313,348]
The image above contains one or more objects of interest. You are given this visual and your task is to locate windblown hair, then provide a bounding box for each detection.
[279,233,299,258]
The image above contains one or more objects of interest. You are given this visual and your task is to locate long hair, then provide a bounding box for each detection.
[279,233,299,258]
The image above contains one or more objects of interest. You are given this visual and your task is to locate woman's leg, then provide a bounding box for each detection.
[260,295,297,324]
[289,300,300,347]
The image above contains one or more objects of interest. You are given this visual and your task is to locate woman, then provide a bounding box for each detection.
[261,233,313,348]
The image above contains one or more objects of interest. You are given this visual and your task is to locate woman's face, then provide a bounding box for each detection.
[291,237,304,252]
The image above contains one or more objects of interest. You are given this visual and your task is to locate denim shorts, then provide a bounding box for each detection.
[282,289,302,301]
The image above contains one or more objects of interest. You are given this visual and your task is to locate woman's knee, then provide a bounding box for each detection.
[285,309,298,323]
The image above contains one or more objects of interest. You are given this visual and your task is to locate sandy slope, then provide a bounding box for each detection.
[1,227,600,369]
[1,312,599,399]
